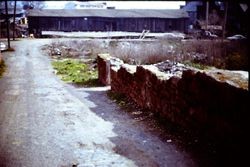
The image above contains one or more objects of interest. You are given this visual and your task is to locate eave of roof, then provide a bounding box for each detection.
[27,9,189,19]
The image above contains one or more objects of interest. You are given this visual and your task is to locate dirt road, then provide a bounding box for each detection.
[0,39,197,167]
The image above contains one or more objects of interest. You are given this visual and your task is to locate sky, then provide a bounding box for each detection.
[45,1,186,9]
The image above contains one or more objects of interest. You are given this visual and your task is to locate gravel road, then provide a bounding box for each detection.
[0,39,199,167]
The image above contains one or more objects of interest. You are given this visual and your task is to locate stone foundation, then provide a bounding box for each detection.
[98,54,249,139]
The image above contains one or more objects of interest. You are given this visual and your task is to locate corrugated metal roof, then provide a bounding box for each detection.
[27,9,189,19]
[0,9,25,15]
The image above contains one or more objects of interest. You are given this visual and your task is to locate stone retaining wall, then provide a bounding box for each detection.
[97,54,111,85]
[97,54,124,86]
[98,54,249,139]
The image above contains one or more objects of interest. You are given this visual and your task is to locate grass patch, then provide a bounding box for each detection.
[183,60,210,70]
[52,58,98,86]
[0,60,6,78]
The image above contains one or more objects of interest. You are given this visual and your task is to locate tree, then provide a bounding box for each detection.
[13,0,16,40]
[22,1,45,10]
[222,2,228,42]
[5,0,11,49]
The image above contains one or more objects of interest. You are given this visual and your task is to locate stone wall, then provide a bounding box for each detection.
[98,54,249,139]
[97,54,111,85]
[97,54,124,86]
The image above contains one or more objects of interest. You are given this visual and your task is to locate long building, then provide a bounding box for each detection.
[27,9,189,36]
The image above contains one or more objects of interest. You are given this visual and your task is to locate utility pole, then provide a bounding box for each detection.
[5,0,10,49]
[13,0,17,40]
[0,10,1,39]
[222,2,228,42]
[205,1,209,31]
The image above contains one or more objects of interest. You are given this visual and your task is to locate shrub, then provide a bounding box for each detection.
[226,52,248,70]
[47,39,248,71]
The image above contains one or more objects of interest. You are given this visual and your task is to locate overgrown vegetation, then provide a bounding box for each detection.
[0,60,6,78]
[178,40,248,71]
[183,60,210,70]
[42,39,105,59]
[52,59,98,86]
[45,38,248,72]
[226,52,248,70]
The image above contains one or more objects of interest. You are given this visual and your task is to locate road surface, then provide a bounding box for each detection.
[0,39,198,167]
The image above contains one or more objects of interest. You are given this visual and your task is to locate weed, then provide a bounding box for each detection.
[52,59,98,86]
[6,47,15,52]
[1,47,15,52]
[0,60,6,78]
[46,39,248,71]
[226,52,248,70]
[107,91,130,107]
[183,60,210,70]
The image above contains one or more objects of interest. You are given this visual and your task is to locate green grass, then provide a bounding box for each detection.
[52,59,98,86]
[0,60,6,78]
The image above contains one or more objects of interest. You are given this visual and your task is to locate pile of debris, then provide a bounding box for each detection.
[154,60,248,90]
[154,60,195,78]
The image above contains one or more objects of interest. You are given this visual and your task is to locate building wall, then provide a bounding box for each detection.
[28,16,188,35]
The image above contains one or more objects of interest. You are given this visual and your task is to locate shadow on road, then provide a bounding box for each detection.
[74,86,248,167]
